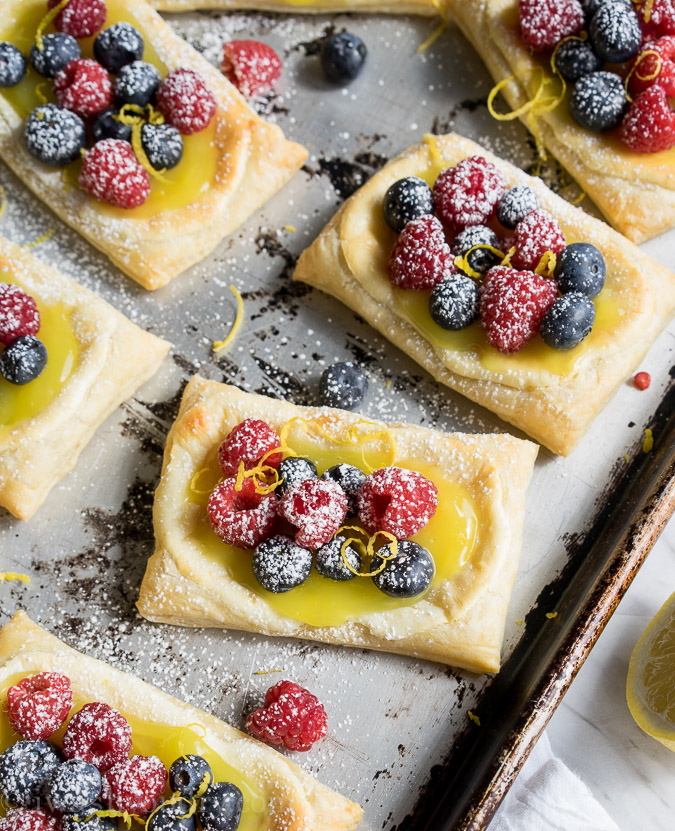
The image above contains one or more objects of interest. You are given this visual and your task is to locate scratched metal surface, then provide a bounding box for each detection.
[0,8,674,831]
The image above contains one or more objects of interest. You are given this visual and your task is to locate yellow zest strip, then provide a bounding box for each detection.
[569,187,586,206]
[546,611,558,619]
[623,453,630,464]
[468,710,481,726]
[190,467,214,496]
[422,132,444,176]
[500,245,517,268]
[0,184,6,220]
[643,0,655,22]
[90,810,139,829]
[534,250,557,279]
[25,228,55,250]
[146,104,165,126]
[0,572,30,584]
[642,428,654,453]
[35,83,49,105]
[454,244,505,279]
[35,0,69,50]
[254,668,284,675]
[417,18,447,54]
[284,224,297,232]
[131,121,169,182]
[232,440,293,494]
[146,795,190,827]
[337,525,399,578]
[515,619,523,626]
[624,49,662,103]
[213,285,244,353]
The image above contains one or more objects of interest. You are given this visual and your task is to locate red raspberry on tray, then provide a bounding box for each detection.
[246,680,327,752]
[79,139,151,209]
[518,0,584,52]
[358,466,438,539]
[279,478,348,549]
[511,208,566,272]
[628,37,675,98]
[208,477,279,549]
[480,265,557,354]
[0,808,60,831]
[47,0,107,40]
[6,672,73,741]
[619,85,675,153]
[157,68,217,135]
[62,701,132,772]
[433,156,506,231]
[222,40,282,98]
[102,755,167,815]
[388,216,454,290]
[0,283,40,346]
[54,58,114,118]
[218,418,283,476]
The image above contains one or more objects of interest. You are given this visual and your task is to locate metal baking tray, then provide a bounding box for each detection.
[1,8,674,830]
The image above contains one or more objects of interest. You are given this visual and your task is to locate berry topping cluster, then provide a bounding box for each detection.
[0,1,217,209]
[0,283,48,386]
[207,417,439,601]
[383,157,608,354]
[518,0,675,153]
[0,672,245,830]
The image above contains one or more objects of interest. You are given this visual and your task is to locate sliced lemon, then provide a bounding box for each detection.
[627,590,675,752]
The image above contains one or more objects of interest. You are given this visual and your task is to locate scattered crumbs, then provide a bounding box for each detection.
[468,710,481,726]
[515,619,523,626]
[0,572,30,584]
[642,428,654,453]
[546,611,558,619]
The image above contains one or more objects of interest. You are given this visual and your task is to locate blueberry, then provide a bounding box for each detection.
[319,362,368,410]
[320,32,367,83]
[25,104,86,166]
[0,42,26,87]
[0,740,62,808]
[429,272,479,331]
[451,225,501,274]
[197,782,244,831]
[320,463,366,516]
[496,185,538,230]
[61,807,117,831]
[147,798,196,831]
[589,1,642,63]
[30,33,80,78]
[92,108,132,143]
[553,38,602,83]
[277,457,318,497]
[43,759,102,814]
[140,122,183,171]
[114,61,162,107]
[581,0,630,19]
[382,177,434,233]
[315,538,361,581]
[169,755,213,800]
[371,540,435,599]
[569,71,627,132]
[253,536,312,592]
[94,22,144,73]
[554,242,606,297]
[540,292,596,350]
[0,335,48,385]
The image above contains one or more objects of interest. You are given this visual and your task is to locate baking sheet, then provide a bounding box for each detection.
[1,8,674,830]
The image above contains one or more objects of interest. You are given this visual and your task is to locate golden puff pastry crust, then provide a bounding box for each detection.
[0,235,170,520]
[0,0,307,291]
[137,375,538,673]
[151,0,438,13]
[0,611,363,831]
[293,133,675,456]
[444,0,675,243]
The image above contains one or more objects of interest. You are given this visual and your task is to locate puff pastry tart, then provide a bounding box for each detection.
[444,0,675,243]
[137,376,538,673]
[150,0,438,13]
[0,235,170,520]
[0,0,307,290]
[0,611,363,829]
[293,132,675,456]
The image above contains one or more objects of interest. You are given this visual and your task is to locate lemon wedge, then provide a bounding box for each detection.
[626,590,675,752]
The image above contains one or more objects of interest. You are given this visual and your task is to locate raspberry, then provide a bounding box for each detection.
[246,681,327,752]
[480,266,557,353]
[634,371,651,390]
[218,419,282,476]
[54,58,113,117]
[156,68,216,135]
[387,216,454,290]
[0,809,60,831]
[79,139,151,209]
[47,0,107,39]
[0,283,40,346]
[6,672,73,740]
[519,0,584,52]
[102,755,167,815]
[62,702,132,772]
[511,209,566,271]
[222,40,282,98]
[357,467,438,539]
[432,156,506,231]
[208,477,279,549]
[619,85,675,153]
[279,478,348,549]
[640,0,675,38]
[628,37,675,98]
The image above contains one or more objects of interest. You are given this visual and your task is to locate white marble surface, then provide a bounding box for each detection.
[496,514,675,830]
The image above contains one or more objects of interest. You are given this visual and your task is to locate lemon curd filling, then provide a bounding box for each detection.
[0,0,219,220]
[0,673,268,828]
[0,277,78,433]
[187,420,480,628]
